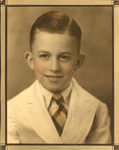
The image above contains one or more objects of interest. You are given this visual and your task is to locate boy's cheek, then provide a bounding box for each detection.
[34,61,47,72]
[61,64,75,73]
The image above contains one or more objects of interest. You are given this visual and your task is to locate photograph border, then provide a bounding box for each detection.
[1,0,119,150]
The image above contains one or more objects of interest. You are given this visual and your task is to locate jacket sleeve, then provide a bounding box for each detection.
[7,100,20,143]
[85,102,112,144]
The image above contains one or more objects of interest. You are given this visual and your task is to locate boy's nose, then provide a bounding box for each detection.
[49,57,61,72]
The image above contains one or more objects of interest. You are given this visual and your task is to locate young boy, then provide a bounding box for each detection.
[7,10,111,144]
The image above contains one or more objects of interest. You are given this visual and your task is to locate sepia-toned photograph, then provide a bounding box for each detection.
[6,6,113,144]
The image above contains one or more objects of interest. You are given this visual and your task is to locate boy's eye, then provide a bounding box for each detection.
[38,54,50,59]
[59,55,70,61]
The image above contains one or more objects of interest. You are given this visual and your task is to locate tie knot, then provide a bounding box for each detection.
[52,94,63,105]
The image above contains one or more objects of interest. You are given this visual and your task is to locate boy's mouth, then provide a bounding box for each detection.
[44,75,64,81]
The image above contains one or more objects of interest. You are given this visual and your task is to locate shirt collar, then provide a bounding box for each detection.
[38,82,72,109]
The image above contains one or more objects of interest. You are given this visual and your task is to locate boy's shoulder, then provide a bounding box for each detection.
[7,80,38,106]
[72,78,108,110]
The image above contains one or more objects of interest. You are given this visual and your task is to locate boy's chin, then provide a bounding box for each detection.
[46,87,64,93]
[38,78,71,93]
[42,84,66,93]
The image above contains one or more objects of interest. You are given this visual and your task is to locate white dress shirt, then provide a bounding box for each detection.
[38,82,72,116]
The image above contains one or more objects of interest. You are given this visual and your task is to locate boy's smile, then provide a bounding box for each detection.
[26,30,83,93]
[44,75,64,82]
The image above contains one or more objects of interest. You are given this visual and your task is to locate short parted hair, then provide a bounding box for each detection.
[30,10,82,51]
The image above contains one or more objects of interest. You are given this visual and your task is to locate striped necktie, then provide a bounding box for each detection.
[52,94,67,136]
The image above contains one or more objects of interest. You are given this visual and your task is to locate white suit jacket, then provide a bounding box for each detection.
[7,78,111,144]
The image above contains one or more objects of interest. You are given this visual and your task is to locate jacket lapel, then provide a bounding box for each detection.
[61,79,99,143]
[18,80,63,143]
[17,79,99,144]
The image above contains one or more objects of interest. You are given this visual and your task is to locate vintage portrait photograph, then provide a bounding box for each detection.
[6,6,113,145]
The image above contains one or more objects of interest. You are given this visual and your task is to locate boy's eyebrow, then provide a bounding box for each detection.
[37,50,72,55]
[59,52,72,55]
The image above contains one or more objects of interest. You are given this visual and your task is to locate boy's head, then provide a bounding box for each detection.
[25,10,85,93]
[30,10,81,51]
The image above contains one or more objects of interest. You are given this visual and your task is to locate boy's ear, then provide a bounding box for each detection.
[74,53,85,71]
[24,51,34,70]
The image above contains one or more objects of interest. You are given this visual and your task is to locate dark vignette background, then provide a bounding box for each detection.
[7,6,113,142]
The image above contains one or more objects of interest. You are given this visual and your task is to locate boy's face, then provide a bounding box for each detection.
[27,30,84,93]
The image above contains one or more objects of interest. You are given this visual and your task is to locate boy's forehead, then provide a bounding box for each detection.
[33,29,71,39]
[31,29,79,53]
[32,30,78,46]
[31,31,79,53]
